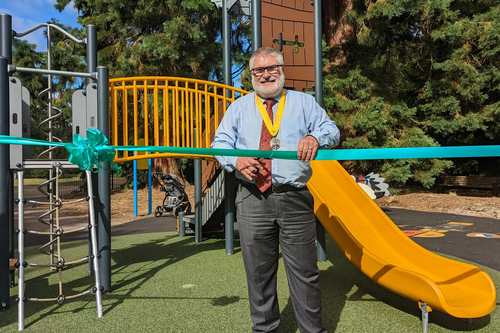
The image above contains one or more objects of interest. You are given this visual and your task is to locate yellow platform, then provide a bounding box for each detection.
[308,160,496,318]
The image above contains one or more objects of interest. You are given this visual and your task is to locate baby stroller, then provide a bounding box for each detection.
[152,172,192,217]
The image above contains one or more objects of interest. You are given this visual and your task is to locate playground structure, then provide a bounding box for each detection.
[0,1,498,332]
[0,14,111,330]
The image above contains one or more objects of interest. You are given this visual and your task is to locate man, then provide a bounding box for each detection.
[212,47,340,333]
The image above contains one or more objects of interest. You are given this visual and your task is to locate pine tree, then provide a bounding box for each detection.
[55,0,225,79]
[323,0,500,189]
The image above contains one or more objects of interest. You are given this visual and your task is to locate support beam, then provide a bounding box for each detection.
[194,131,202,242]
[0,56,10,309]
[87,25,98,276]
[97,66,111,292]
[0,13,12,310]
[222,0,235,255]
[313,0,327,262]
[0,14,12,63]
[421,302,429,333]
[251,0,262,51]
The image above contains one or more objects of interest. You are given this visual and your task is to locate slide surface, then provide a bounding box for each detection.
[308,160,496,318]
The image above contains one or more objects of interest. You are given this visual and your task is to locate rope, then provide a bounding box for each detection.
[30,226,87,236]
[29,290,91,303]
[29,198,86,206]
[30,258,88,267]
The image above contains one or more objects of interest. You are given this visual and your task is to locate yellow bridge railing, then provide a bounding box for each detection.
[109,77,249,163]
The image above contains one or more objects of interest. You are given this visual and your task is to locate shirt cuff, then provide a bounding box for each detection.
[307,132,324,147]
[216,156,237,172]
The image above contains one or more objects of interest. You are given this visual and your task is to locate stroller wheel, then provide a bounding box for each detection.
[154,207,163,217]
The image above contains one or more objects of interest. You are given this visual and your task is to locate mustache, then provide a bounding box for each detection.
[259,76,277,83]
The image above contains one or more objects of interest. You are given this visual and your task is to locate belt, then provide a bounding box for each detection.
[269,183,305,193]
[240,181,305,194]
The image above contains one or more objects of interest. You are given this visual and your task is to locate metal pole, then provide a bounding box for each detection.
[223,0,231,86]
[46,24,56,269]
[178,212,185,237]
[222,0,235,255]
[87,25,98,276]
[421,302,429,333]
[86,25,97,85]
[0,14,12,63]
[0,14,14,307]
[0,56,10,309]
[194,131,202,242]
[85,170,103,318]
[17,171,25,329]
[314,0,323,106]
[97,66,111,292]
[251,0,262,51]
[8,66,95,79]
[314,0,327,262]
[224,173,234,255]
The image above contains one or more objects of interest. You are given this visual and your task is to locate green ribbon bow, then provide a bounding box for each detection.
[0,129,118,172]
[65,129,119,172]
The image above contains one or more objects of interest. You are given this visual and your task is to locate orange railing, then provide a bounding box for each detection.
[109,77,248,163]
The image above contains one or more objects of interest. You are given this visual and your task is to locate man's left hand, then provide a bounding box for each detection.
[297,135,319,162]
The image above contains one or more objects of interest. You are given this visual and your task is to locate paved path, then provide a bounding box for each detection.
[385,208,500,271]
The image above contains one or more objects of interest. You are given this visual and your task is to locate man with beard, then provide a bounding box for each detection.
[212,47,340,333]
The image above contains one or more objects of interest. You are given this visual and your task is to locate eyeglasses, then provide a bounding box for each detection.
[250,65,282,77]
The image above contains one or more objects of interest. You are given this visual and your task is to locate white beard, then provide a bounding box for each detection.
[252,73,285,99]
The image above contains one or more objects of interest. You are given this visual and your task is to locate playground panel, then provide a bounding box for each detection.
[262,0,315,92]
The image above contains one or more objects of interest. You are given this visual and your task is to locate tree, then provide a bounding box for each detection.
[322,0,500,190]
[55,0,226,79]
[54,0,252,187]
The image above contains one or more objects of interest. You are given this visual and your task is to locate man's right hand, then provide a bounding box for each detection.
[236,157,263,181]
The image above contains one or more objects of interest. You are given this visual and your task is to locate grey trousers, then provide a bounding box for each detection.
[236,184,326,333]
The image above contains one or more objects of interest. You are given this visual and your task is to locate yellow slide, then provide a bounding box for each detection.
[308,160,496,318]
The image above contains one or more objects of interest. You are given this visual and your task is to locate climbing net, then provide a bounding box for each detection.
[14,163,102,331]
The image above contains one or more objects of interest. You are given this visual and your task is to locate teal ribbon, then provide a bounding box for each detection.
[114,144,500,160]
[65,129,119,172]
[0,129,499,171]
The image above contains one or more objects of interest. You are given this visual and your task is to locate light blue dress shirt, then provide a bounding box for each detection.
[211,90,341,187]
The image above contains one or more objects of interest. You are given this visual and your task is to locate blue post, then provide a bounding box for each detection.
[148,159,152,215]
[133,158,138,216]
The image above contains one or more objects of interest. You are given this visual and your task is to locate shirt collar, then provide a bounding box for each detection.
[257,89,284,103]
